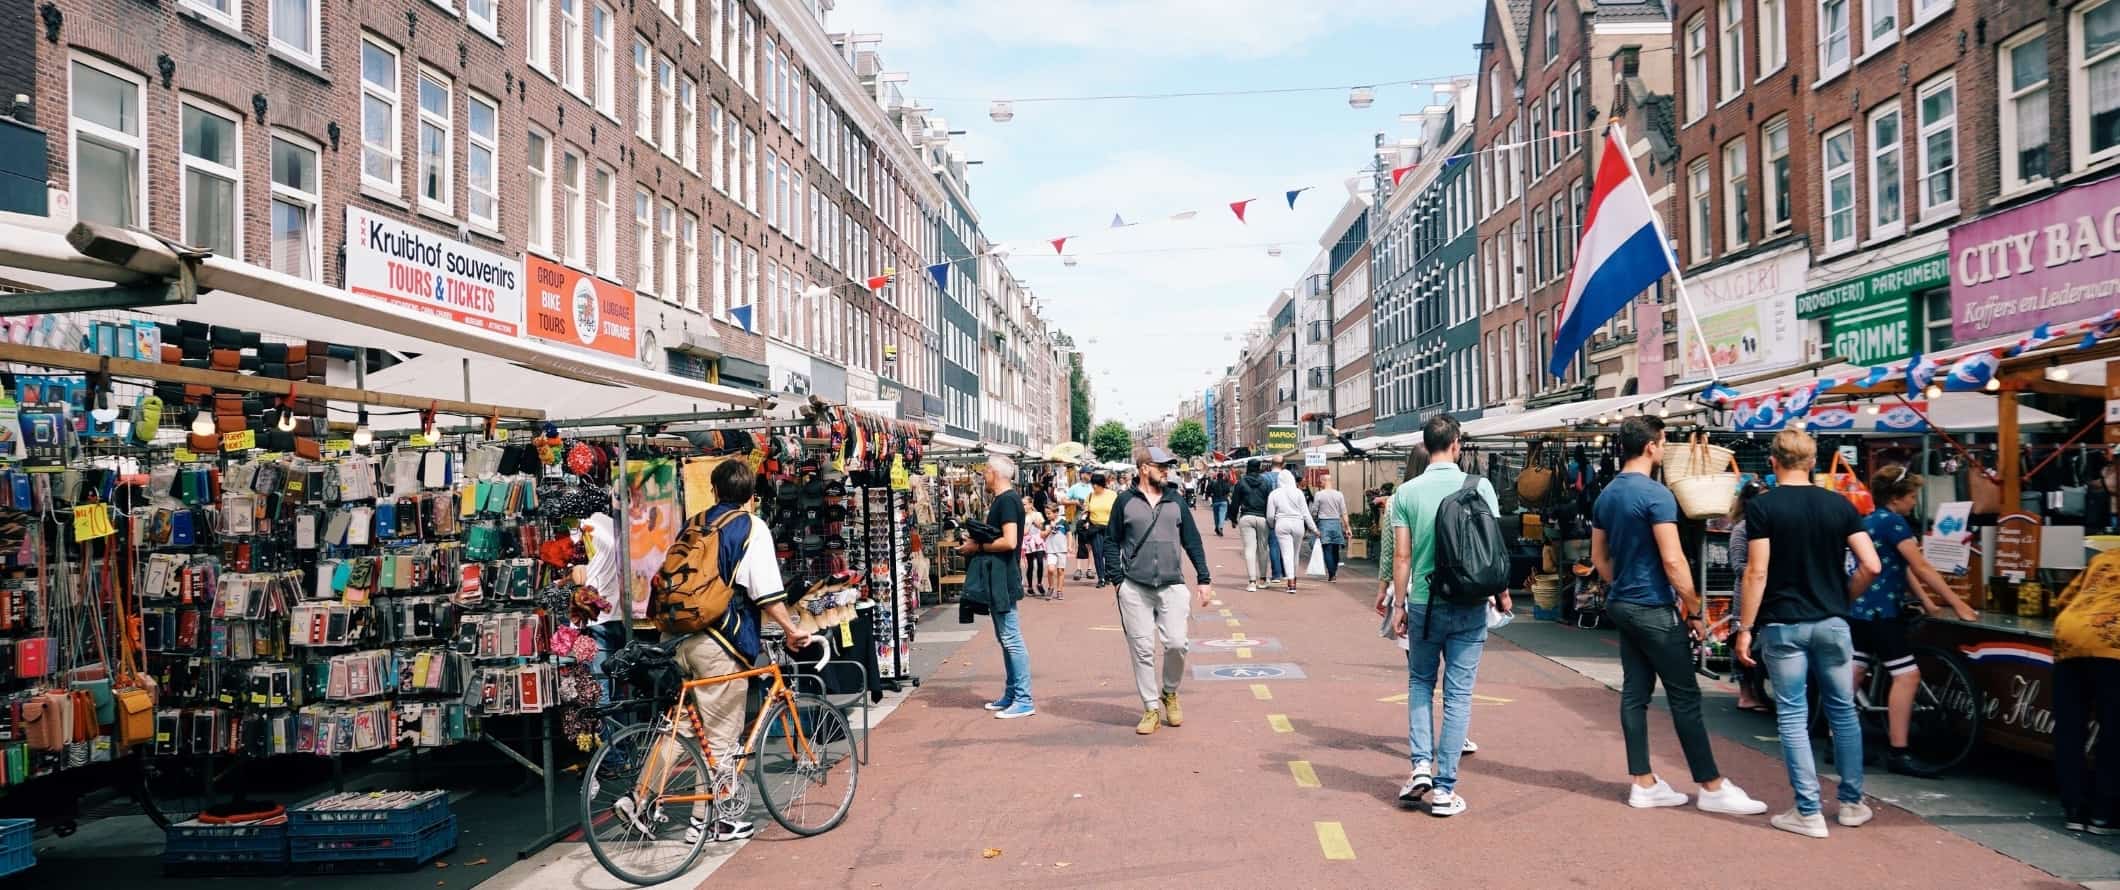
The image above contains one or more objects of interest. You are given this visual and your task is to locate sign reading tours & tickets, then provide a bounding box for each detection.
[344,206,524,336]
[1951,174,2120,340]
[524,256,638,359]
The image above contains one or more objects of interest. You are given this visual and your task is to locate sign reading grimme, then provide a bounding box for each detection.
[1951,175,2120,341]
[344,205,523,336]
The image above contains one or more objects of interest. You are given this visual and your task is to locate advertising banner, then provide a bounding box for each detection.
[1265,424,1298,454]
[1951,174,2120,340]
[1679,247,1806,379]
[344,205,523,336]
[524,256,636,359]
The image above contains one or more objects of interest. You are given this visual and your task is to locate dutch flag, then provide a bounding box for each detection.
[1550,126,1678,378]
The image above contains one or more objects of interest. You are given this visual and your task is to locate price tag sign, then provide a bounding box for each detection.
[72,504,116,541]
[325,438,354,453]
[222,429,256,451]
[172,447,198,463]
[408,432,438,447]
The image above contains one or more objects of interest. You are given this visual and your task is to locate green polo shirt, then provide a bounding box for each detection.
[1376,463,1499,605]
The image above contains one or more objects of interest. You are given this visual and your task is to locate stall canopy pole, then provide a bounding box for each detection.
[614,432,634,627]
[1999,396,2021,510]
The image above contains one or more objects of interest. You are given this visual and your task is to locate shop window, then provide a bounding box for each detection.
[180,100,241,259]
[70,57,144,228]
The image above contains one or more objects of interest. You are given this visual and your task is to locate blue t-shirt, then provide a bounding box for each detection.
[1852,509,1914,621]
[1591,472,1680,606]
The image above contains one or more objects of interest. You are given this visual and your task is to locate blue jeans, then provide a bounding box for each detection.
[1405,600,1489,793]
[1762,618,1864,815]
[992,607,1033,706]
[1211,500,1228,532]
[1268,529,1286,580]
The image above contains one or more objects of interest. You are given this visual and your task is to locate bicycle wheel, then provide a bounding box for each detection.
[1902,646,1982,776]
[136,755,215,830]
[581,723,712,886]
[752,694,859,836]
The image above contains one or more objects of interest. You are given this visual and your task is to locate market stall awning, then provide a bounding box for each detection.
[929,432,980,453]
[358,355,740,429]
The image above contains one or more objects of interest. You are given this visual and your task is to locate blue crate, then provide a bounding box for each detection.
[288,791,450,838]
[0,818,34,878]
[162,819,289,868]
[289,816,456,873]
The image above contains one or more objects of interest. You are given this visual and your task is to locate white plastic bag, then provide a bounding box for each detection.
[1305,541,1328,577]
[1486,599,1515,630]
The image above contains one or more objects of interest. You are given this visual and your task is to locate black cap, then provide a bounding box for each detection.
[1144,446,1179,467]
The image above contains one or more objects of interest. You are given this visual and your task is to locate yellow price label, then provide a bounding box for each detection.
[325,438,354,452]
[839,621,855,648]
[408,432,438,447]
[221,429,256,451]
[172,447,198,462]
[72,504,116,541]
[922,463,939,477]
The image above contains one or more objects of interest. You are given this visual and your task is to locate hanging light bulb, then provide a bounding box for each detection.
[1984,376,2001,393]
[1348,86,1376,109]
[2047,362,2073,382]
[1267,246,1283,257]
[989,100,1015,123]
[1923,383,1942,400]
[1657,402,1671,419]
[1865,402,1882,416]
[275,384,298,433]
[190,400,215,437]
[352,407,374,447]
[1062,255,1078,267]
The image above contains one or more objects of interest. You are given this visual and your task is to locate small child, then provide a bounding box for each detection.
[1044,518,1070,601]
[1023,512,1049,599]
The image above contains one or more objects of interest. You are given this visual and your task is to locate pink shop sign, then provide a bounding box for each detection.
[1951,175,2120,341]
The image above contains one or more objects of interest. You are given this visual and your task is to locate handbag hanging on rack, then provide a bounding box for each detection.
[1516,440,1559,507]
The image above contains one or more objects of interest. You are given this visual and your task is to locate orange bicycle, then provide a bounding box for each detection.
[581,635,859,885]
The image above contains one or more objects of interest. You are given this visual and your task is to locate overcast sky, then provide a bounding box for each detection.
[829,0,1484,426]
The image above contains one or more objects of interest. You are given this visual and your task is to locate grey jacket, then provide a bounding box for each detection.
[1101,485,1212,588]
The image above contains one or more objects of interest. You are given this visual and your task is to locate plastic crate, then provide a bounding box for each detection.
[162,818,289,872]
[289,816,456,873]
[0,818,32,879]
[288,791,450,837]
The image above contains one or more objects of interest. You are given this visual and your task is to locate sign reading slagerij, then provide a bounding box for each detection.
[1951,175,2120,341]
[344,205,524,336]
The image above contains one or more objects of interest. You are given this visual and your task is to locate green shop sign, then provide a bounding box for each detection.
[1794,254,1950,318]
[1827,300,1918,365]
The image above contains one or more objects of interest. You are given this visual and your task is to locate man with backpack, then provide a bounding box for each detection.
[1101,447,1214,734]
[653,460,815,844]
[1592,415,1768,817]
[1384,414,1502,817]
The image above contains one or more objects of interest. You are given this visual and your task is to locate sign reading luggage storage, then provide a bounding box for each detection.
[343,206,523,336]
[524,256,637,359]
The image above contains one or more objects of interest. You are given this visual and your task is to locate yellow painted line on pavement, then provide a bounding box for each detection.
[1089,625,1124,631]
[1218,608,1233,617]
[1289,760,1321,788]
[1251,684,1273,700]
[1226,618,1242,627]
[1375,692,1514,704]
[1210,599,1224,607]
[1231,631,1249,641]
[1267,714,1293,733]
[1314,822,1355,860]
[1236,647,1253,659]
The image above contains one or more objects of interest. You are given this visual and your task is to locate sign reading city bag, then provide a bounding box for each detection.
[524,257,638,359]
[1952,174,2120,341]
[344,205,524,336]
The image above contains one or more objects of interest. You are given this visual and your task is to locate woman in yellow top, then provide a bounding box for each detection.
[2052,548,2120,835]
[1084,473,1119,588]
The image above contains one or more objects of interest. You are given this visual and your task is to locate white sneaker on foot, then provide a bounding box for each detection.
[1627,778,1689,809]
[1427,790,1467,817]
[1461,738,1479,755]
[1771,808,1829,838]
[1397,760,1434,805]
[1837,801,1874,827]
[1696,780,1769,816]
[1246,581,1257,592]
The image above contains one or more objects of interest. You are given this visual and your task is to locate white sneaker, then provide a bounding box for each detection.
[1427,789,1467,817]
[1837,801,1874,827]
[1246,581,1257,592]
[1696,780,1769,816]
[1397,760,1434,805]
[1771,808,1829,838]
[1627,778,1689,809]
[1461,738,1478,755]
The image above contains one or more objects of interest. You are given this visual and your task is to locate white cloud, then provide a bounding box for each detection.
[831,0,1472,60]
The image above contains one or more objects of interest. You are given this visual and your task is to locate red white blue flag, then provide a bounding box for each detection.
[1550,127,1675,378]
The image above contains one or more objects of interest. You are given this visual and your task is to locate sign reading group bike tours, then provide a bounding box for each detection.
[524,256,637,359]
[343,206,525,337]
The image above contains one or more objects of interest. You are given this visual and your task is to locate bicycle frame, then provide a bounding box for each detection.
[627,662,820,808]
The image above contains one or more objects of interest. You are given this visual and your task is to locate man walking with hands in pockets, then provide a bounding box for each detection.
[1101,447,1214,735]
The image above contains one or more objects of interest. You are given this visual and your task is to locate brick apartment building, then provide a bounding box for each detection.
[1474,0,1670,409]
[7,0,1065,433]
[1668,0,1977,384]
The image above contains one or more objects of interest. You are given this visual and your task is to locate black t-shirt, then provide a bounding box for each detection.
[1743,485,1866,625]
[986,489,1026,554]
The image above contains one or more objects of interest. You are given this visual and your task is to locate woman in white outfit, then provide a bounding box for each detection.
[1266,472,1320,595]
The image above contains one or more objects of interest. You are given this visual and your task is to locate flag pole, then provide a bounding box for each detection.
[1607,120,1721,384]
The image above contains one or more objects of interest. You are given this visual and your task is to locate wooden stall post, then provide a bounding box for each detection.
[1999,394,2021,510]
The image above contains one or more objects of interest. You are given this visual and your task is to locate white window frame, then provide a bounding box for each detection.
[709,101,725,193]
[467,90,500,229]
[1758,0,1787,76]
[527,0,551,74]
[682,212,699,311]
[268,131,322,281]
[1911,0,1952,29]
[595,165,617,277]
[415,67,453,214]
[182,0,239,31]
[1723,137,1749,249]
[743,127,758,214]
[1763,116,1791,232]
[1689,158,1712,262]
[725,114,741,206]
[1818,0,1851,80]
[657,55,676,159]
[1720,0,1745,101]
[561,148,585,266]
[179,98,243,259]
[2000,27,2051,192]
[527,129,553,253]
[1686,15,1709,122]
[467,0,496,37]
[764,34,780,118]
[2073,0,2120,170]
[711,228,727,319]
[741,13,757,96]
[1822,125,1857,253]
[634,38,653,143]
[592,4,615,117]
[559,0,583,95]
[634,187,654,293]
[1915,72,1957,218]
[679,74,698,171]
[359,36,401,194]
[270,0,320,65]
[789,171,803,245]
[1544,1,1560,63]
[1869,103,1905,238]
[764,148,779,229]
[1866,0,1898,54]
[67,55,147,229]
[659,200,677,304]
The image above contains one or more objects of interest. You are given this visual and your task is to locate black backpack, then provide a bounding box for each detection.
[1430,476,1510,605]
